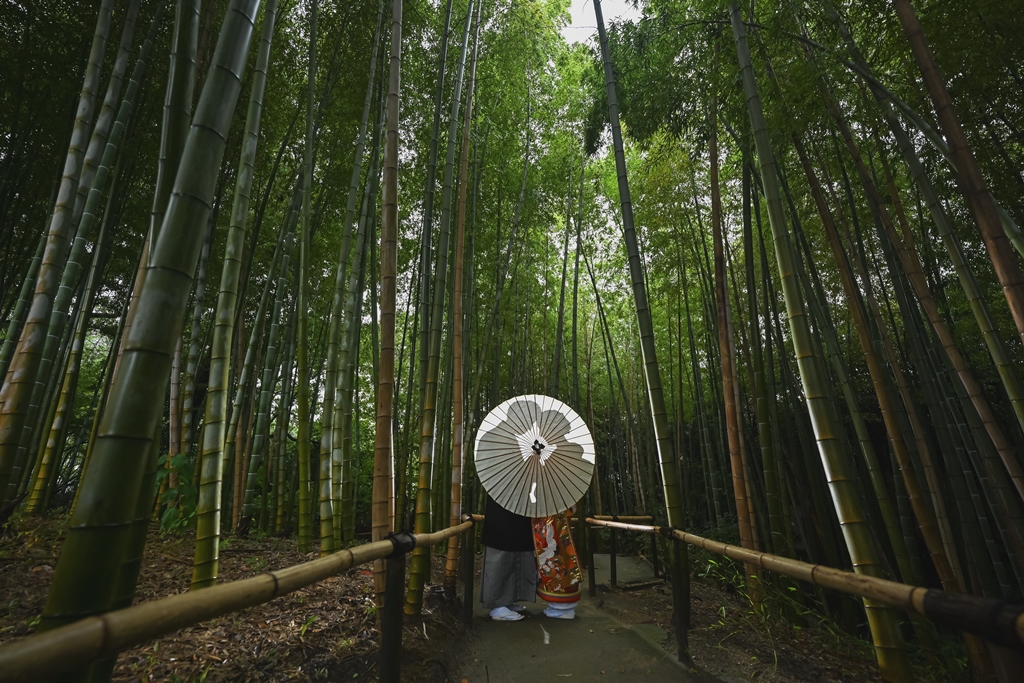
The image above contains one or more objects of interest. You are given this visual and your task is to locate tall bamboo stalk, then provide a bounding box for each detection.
[338,120,382,544]
[407,0,476,618]
[892,0,1024,347]
[445,0,480,595]
[297,0,317,554]
[729,6,913,680]
[41,0,262,645]
[7,2,167,505]
[710,65,757,586]
[0,0,114,504]
[151,0,199,251]
[190,0,278,580]
[238,265,287,536]
[373,0,402,607]
[320,0,384,554]
[26,161,119,515]
[0,233,45,388]
[593,0,682,529]
[419,0,457,415]
[822,2,1024,435]
[179,216,214,458]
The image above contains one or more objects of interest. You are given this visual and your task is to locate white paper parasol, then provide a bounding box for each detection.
[474,394,595,517]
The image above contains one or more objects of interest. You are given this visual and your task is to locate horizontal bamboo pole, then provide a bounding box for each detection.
[467,514,654,523]
[585,518,1024,652]
[590,515,653,523]
[0,522,471,683]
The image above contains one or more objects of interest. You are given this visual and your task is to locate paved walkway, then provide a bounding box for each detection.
[451,555,717,683]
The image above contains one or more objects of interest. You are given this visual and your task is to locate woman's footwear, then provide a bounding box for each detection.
[543,607,575,620]
[507,604,527,613]
[489,606,524,621]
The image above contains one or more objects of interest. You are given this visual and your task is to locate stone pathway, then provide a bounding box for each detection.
[451,554,720,683]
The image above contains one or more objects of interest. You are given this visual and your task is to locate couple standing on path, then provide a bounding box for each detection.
[479,495,583,622]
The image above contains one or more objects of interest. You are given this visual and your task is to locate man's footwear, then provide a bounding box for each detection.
[544,607,575,620]
[490,606,524,621]
[507,604,527,613]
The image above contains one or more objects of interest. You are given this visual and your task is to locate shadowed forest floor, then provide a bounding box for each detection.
[1,516,957,682]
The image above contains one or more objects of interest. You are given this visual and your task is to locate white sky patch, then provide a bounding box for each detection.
[561,0,642,46]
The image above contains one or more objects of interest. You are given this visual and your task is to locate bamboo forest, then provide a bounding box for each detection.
[1,0,1024,681]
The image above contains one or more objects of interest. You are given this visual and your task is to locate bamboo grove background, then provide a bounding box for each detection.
[0,0,1022,680]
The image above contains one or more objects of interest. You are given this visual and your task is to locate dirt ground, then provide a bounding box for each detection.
[596,560,963,683]
[1,515,962,682]
[0,514,461,682]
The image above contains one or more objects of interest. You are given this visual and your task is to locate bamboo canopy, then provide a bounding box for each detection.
[3,1,1024,681]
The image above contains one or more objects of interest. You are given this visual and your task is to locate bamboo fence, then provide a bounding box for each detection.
[586,517,1024,651]
[0,522,471,682]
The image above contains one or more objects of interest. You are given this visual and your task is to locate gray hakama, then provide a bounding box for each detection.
[480,547,537,609]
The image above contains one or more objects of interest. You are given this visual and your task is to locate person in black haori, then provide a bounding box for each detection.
[479,495,537,621]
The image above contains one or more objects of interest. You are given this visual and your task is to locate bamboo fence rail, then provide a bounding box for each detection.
[585,518,1024,651]
[468,513,653,523]
[0,522,472,682]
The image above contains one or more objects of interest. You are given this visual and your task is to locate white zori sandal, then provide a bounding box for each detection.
[543,602,576,620]
[489,606,524,621]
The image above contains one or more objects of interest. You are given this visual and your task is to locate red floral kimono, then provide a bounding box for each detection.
[532,511,582,604]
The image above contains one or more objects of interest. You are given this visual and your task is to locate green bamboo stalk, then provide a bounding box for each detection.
[572,154,582,409]
[319,0,383,555]
[742,160,788,556]
[296,0,317,555]
[829,96,1024,540]
[238,264,287,537]
[151,0,200,252]
[336,164,376,546]
[7,2,166,506]
[373,0,403,606]
[431,251,455,533]
[275,316,296,534]
[41,0,262,645]
[677,254,713,525]
[593,0,682,529]
[71,0,141,231]
[407,0,476,618]
[710,87,758,587]
[729,6,913,679]
[550,161,572,399]
[0,230,45,389]
[891,0,1024,345]
[26,161,120,515]
[418,0,457,416]
[0,0,114,504]
[158,334,183,520]
[206,0,280,536]
[338,101,384,544]
[195,197,293,587]
[445,0,479,594]
[822,3,1024,432]
[179,219,214,461]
